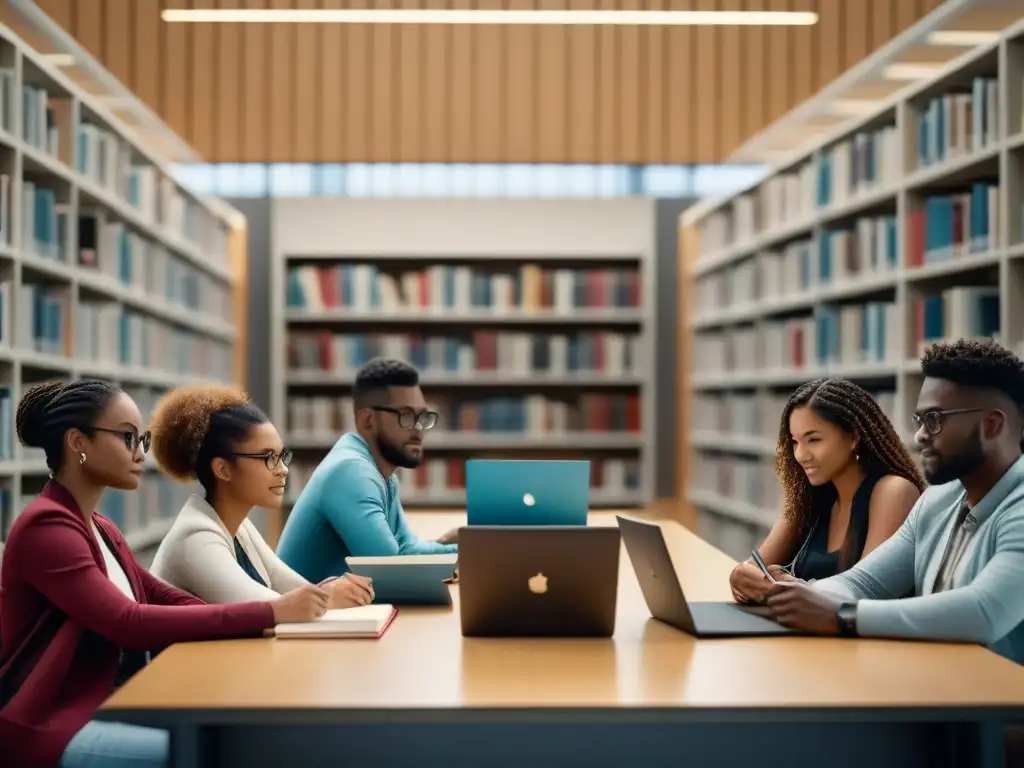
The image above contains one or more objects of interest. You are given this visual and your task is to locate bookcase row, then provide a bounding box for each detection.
[693,194,1013,326]
[693,43,1021,268]
[693,289,1009,386]
[0,36,232,280]
[286,261,643,316]
[287,392,642,447]
[286,330,644,380]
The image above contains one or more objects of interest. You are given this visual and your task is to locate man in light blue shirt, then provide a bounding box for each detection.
[277,358,458,583]
[765,339,1024,664]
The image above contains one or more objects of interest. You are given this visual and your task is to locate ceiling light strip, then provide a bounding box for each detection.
[160,8,818,26]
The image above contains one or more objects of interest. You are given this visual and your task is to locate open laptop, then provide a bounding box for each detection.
[616,515,796,637]
[465,459,590,526]
[458,526,620,637]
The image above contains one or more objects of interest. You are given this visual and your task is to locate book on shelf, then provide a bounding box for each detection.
[907,184,999,266]
[695,300,900,375]
[287,393,641,437]
[758,238,814,298]
[911,287,1000,356]
[692,454,779,521]
[76,210,233,320]
[286,264,641,314]
[272,604,398,639]
[0,386,11,461]
[819,215,898,283]
[287,330,642,378]
[759,160,817,232]
[71,306,234,381]
[21,180,68,261]
[16,283,69,356]
[913,76,999,168]
[818,123,900,208]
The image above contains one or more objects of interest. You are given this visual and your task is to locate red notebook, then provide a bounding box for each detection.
[273,604,398,639]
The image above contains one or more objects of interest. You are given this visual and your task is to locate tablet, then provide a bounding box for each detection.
[345,554,458,606]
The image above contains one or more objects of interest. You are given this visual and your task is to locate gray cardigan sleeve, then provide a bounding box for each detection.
[815,498,1024,645]
[853,511,1024,645]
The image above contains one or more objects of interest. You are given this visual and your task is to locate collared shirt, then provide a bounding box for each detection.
[932,503,975,593]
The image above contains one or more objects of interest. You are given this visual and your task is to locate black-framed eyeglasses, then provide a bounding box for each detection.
[913,408,985,436]
[93,427,151,454]
[230,449,293,470]
[371,406,438,430]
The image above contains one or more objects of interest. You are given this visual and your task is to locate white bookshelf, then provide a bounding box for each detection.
[0,26,242,552]
[269,198,657,514]
[682,19,1024,561]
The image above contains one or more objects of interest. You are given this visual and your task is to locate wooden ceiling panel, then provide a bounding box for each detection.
[34,0,941,163]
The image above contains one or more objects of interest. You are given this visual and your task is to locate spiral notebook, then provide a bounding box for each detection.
[272,604,398,639]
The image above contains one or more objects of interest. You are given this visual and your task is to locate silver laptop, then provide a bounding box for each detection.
[617,515,796,637]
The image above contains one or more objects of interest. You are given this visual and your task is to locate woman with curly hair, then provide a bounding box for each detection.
[729,378,926,604]
[149,386,374,609]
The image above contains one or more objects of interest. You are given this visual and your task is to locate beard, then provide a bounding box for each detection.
[923,426,986,485]
[376,433,423,469]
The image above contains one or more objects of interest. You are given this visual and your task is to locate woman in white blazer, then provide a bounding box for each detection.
[149,386,373,607]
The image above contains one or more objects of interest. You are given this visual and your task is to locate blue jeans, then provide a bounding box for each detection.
[60,720,169,768]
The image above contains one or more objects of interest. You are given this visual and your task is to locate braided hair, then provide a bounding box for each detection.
[776,378,925,535]
[16,379,123,473]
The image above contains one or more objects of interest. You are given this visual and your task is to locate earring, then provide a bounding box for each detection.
[79,452,87,465]
[855,451,860,462]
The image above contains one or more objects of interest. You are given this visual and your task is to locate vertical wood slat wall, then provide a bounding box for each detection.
[38,0,945,164]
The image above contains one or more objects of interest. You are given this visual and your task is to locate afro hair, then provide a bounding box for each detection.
[149,385,250,481]
[921,338,1024,407]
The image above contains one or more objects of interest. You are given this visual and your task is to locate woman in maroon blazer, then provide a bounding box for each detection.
[0,380,331,768]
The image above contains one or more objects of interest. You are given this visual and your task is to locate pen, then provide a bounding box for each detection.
[750,549,777,584]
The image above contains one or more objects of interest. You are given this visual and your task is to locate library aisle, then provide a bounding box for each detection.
[683,20,1024,560]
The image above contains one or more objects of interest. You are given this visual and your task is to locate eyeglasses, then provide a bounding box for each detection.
[230,448,294,470]
[371,406,438,430]
[93,427,151,455]
[913,408,985,436]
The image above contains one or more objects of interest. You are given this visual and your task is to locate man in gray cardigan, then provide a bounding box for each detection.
[765,338,1024,665]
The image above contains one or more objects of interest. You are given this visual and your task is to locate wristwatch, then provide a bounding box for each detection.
[836,602,859,637]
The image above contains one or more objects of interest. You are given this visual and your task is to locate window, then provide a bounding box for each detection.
[169,162,767,199]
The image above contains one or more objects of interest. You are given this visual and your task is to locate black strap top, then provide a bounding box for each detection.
[791,473,884,581]
[234,537,269,588]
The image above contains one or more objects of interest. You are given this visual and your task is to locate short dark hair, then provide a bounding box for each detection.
[15,379,123,473]
[921,339,1024,408]
[353,358,420,408]
[150,385,268,498]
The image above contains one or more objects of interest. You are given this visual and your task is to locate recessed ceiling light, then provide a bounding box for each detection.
[42,53,75,66]
[927,30,1000,46]
[883,63,946,81]
[160,8,818,26]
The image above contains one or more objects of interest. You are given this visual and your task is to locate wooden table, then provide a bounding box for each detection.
[101,511,1024,768]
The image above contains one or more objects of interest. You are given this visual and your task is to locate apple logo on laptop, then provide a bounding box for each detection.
[528,572,548,594]
[523,493,536,506]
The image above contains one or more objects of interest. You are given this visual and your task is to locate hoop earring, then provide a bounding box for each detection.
[79,452,87,465]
